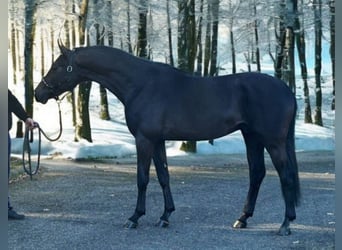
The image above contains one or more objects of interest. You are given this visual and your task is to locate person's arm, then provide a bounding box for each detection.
[8,90,35,129]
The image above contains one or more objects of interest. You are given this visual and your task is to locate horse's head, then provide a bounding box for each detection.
[35,40,80,104]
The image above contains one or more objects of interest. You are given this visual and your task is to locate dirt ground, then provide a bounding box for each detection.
[8,151,335,249]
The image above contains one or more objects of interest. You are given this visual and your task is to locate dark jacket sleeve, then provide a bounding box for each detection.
[8,90,29,130]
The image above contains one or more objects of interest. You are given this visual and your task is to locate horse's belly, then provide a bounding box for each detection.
[162,116,241,141]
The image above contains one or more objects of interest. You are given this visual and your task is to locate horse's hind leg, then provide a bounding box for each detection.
[233,132,265,229]
[153,141,175,227]
[266,142,299,236]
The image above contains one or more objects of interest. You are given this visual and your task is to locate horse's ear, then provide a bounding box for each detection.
[57,39,71,57]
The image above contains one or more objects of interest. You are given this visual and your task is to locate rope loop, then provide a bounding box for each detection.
[22,100,64,179]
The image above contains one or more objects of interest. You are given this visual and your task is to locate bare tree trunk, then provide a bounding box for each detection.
[24,0,38,118]
[295,0,312,123]
[284,26,295,93]
[253,0,261,72]
[313,0,323,126]
[75,80,92,142]
[71,0,77,48]
[75,0,93,142]
[9,2,17,85]
[64,0,76,128]
[188,0,196,72]
[207,0,220,145]
[10,22,17,84]
[196,0,204,76]
[137,0,148,58]
[275,0,286,79]
[209,0,219,76]
[97,26,110,121]
[106,0,114,48]
[97,24,110,120]
[178,0,197,153]
[40,28,45,77]
[127,0,133,53]
[99,86,110,120]
[229,17,236,73]
[274,0,296,94]
[90,0,110,121]
[244,51,252,72]
[102,0,114,121]
[203,1,211,76]
[167,0,174,66]
[177,0,196,72]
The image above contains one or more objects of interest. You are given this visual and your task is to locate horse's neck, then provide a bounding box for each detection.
[76,47,138,104]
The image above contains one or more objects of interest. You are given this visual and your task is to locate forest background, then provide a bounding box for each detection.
[8,0,335,153]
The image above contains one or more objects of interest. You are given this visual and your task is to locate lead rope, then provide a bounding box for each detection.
[22,95,67,180]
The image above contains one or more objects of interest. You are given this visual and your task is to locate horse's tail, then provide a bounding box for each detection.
[286,100,301,206]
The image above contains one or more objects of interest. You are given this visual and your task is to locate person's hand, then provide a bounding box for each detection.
[25,118,37,130]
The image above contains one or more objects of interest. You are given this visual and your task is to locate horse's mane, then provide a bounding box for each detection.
[76,45,194,77]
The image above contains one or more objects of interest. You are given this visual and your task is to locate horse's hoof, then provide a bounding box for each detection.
[156,219,169,228]
[277,226,291,236]
[124,220,138,229]
[232,219,247,229]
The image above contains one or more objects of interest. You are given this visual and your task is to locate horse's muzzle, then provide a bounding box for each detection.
[34,84,51,104]
[35,92,48,104]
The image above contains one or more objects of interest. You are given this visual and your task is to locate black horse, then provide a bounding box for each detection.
[35,41,300,235]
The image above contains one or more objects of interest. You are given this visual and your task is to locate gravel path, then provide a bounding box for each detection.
[8,151,335,249]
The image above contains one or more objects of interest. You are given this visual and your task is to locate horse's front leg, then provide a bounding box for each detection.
[153,141,175,227]
[125,135,153,229]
